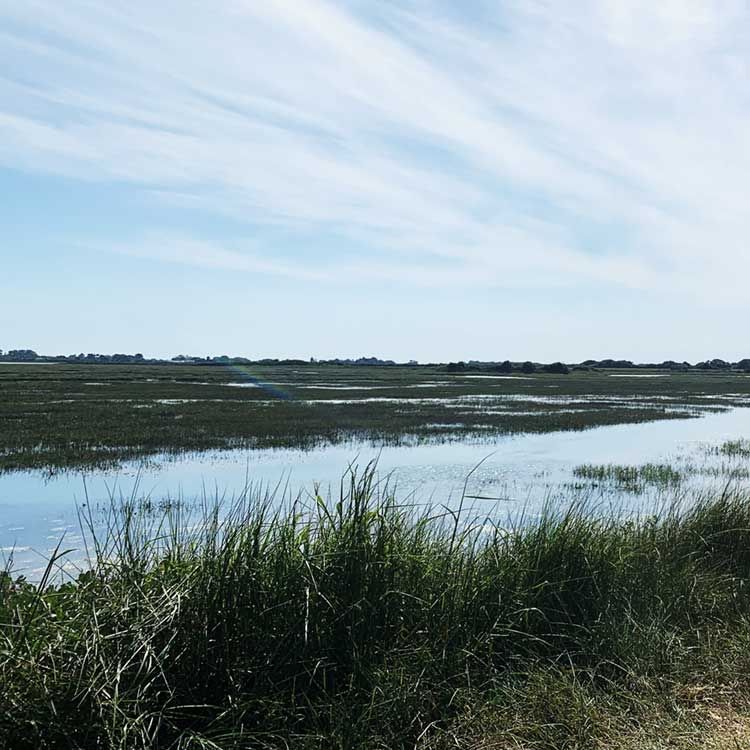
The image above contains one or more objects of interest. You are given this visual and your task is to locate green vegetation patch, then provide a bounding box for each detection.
[3,363,749,473]
[712,439,750,459]
[3,471,750,748]
[573,462,684,493]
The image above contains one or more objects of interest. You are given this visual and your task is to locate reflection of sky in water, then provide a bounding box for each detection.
[2,407,750,580]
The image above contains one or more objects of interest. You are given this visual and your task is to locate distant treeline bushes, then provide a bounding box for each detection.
[3,348,750,372]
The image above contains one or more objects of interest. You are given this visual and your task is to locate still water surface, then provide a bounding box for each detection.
[2,407,750,577]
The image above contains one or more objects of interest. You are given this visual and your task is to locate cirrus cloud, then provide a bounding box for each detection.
[1,0,749,300]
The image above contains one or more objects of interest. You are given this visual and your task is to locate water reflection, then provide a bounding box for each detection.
[2,407,750,578]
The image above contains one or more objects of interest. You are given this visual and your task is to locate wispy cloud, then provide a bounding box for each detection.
[2,0,749,297]
[109,234,328,281]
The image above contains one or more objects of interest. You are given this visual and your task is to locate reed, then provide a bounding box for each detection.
[3,362,746,473]
[3,467,750,748]
[573,462,683,492]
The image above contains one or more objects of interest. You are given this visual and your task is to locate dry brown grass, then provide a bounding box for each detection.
[428,681,750,750]
[611,703,750,750]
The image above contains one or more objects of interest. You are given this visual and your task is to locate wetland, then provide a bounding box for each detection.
[4,362,750,748]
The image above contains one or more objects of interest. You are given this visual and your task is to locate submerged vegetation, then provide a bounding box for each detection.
[3,363,750,473]
[3,469,750,748]
[573,462,684,493]
[709,438,750,459]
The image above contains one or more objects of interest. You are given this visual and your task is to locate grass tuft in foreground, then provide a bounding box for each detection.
[3,467,750,748]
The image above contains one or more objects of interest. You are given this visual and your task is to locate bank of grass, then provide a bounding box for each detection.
[3,469,750,748]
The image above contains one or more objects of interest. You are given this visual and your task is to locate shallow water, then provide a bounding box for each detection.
[2,407,750,578]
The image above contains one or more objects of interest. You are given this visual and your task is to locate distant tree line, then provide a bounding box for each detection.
[171,355,399,366]
[0,350,402,366]
[2,348,750,372]
[443,358,750,375]
[0,350,151,364]
[0,349,39,361]
[445,360,570,374]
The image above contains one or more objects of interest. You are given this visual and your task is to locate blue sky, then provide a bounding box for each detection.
[2,0,749,362]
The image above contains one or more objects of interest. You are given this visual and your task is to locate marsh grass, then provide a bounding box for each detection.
[3,363,748,473]
[3,467,750,748]
[710,438,750,459]
[573,462,684,493]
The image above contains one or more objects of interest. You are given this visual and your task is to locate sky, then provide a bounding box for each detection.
[2,0,750,363]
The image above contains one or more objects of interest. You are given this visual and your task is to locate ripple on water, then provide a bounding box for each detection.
[3,407,750,579]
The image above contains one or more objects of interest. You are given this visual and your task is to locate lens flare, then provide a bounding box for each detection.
[225,364,294,400]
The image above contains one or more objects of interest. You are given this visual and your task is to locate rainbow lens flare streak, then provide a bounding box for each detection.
[226,364,295,400]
